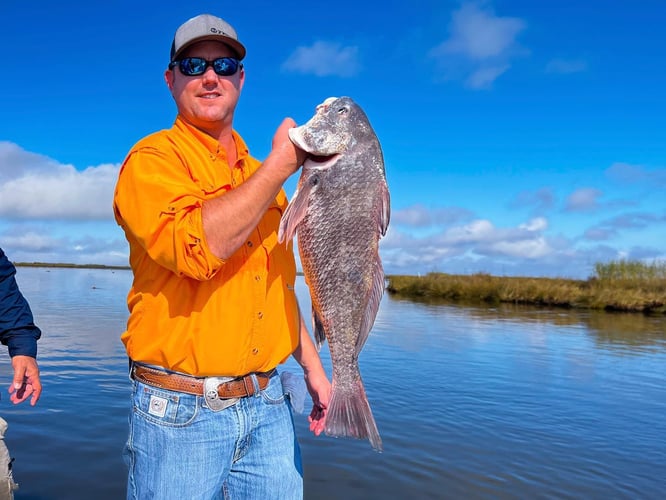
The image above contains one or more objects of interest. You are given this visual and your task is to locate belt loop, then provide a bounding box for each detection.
[127,358,135,383]
[244,374,260,397]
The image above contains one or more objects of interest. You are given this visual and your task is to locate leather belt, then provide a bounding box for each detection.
[131,364,275,399]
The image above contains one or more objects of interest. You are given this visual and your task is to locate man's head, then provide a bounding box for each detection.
[170,14,246,63]
[166,14,246,138]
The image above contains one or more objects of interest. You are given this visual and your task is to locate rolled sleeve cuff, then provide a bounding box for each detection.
[4,326,40,358]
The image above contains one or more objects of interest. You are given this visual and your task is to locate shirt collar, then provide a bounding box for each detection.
[173,116,249,163]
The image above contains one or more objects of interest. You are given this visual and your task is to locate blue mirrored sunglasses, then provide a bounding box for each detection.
[169,57,242,77]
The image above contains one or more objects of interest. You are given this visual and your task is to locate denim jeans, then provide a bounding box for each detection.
[123,369,303,499]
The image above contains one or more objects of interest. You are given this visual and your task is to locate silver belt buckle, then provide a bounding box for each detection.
[203,376,238,411]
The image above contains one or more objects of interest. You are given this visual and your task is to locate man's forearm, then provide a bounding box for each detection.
[202,118,302,260]
[292,316,326,378]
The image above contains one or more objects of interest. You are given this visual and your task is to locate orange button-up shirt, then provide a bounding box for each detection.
[113,117,300,377]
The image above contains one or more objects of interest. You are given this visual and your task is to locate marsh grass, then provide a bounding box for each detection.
[387,260,666,314]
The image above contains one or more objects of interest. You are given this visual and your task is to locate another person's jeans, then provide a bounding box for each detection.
[123,370,302,499]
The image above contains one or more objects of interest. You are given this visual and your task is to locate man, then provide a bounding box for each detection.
[0,247,43,498]
[113,13,330,499]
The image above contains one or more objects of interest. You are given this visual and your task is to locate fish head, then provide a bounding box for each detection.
[289,96,374,157]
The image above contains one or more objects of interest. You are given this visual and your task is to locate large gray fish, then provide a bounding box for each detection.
[278,96,390,451]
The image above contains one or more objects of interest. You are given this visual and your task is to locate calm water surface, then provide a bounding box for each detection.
[3,268,665,499]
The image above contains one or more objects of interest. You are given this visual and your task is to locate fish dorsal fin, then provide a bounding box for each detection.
[379,181,390,237]
[356,256,384,354]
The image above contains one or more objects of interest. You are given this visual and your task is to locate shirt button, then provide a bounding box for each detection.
[255,275,261,281]
[247,241,253,247]
[257,312,263,319]
[252,348,259,355]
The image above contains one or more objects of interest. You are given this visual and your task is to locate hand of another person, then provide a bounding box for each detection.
[8,355,42,406]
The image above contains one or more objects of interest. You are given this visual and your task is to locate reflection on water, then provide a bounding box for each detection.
[2,268,665,499]
[392,295,666,351]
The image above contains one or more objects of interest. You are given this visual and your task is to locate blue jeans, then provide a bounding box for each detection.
[123,369,303,499]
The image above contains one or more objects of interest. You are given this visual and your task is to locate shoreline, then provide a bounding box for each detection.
[386,272,666,314]
[14,262,131,270]
[15,262,666,314]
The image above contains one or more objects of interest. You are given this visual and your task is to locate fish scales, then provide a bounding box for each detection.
[278,97,389,451]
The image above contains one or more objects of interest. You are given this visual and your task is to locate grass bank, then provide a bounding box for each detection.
[386,260,666,314]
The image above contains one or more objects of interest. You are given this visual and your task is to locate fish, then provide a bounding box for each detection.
[278,96,390,451]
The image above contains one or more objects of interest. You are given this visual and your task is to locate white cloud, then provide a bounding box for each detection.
[606,162,666,186]
[381,213,578,276]
[466,64,510,89]
[520,217,548,232]
[584,212,666,241]
[0,141,126,266]
[282,41,360,78]
[545,58,588,74]
[0,142,119,220]
[565,188,603,212]
[429,1,527,89]
[445,219,496,243]
[392,204,474,227]
[491,236,550,259]
[509,187,555,214]
[432,2,526,60]
[2,231,59,252]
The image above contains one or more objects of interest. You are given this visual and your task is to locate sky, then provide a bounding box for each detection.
[1,0,665,279]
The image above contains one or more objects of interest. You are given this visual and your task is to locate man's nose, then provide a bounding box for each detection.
[202,65,218,83]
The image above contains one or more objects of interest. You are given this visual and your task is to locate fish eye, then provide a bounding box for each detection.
[337,107,348,114]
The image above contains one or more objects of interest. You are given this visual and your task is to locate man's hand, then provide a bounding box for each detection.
[304,370,330,436]
[9,355,41,406]
[271,118,307,174]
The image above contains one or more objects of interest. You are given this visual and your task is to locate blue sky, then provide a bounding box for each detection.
[1,0,664,278]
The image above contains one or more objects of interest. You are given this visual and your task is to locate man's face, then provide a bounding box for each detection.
[165,40,245,137]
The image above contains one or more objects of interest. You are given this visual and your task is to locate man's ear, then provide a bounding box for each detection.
[165,68,175,92]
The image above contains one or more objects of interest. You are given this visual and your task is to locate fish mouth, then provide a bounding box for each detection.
[303,153,339,169]
[289,127,340,163]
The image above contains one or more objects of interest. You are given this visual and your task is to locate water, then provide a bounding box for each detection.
[3,268,665,499]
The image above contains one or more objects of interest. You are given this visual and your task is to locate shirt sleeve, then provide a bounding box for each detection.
[0,249,41,358]
[113,145,224,280]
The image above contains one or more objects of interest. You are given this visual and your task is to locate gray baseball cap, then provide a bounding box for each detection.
[170,14,246,62]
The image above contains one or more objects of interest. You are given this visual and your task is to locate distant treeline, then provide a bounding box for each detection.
[387,260,666,314]
[14,262,131,270]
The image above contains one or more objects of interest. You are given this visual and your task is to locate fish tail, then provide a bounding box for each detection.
[325,379,383,452]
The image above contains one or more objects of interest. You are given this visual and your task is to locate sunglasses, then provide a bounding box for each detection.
[169,57,242,77]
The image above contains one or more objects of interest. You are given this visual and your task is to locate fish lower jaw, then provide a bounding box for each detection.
[303,154,340,170]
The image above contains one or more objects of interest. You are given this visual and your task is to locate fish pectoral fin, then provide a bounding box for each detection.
[278,181,312,243]
[356,257,385,354]
[313,308,326,350]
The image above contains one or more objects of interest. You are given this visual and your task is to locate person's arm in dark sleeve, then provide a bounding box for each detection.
[0,248,41,357]
[0,248,42,405]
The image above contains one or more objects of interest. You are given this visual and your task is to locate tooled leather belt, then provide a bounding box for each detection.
[131,364,275,399]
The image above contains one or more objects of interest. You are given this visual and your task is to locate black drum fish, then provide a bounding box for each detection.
[278,96,390,451]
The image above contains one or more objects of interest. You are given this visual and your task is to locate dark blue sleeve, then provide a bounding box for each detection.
[0,248,41,358]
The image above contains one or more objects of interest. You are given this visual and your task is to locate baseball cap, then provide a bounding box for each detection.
[170,14,246,62]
